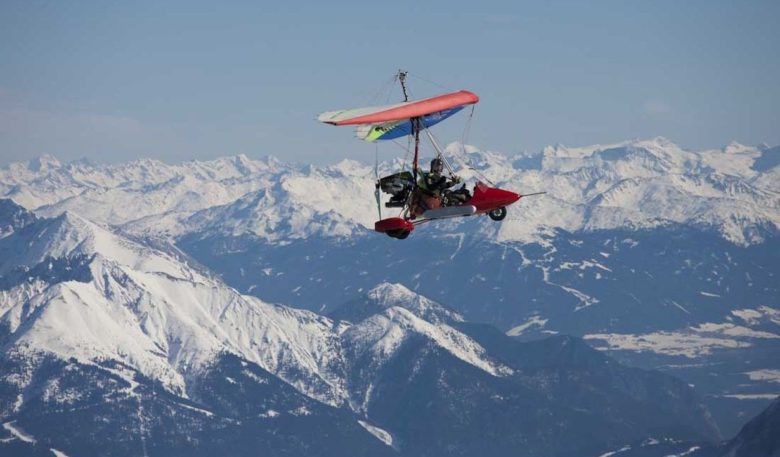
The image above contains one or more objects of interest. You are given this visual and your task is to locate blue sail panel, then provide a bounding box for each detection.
[357,106,464,142]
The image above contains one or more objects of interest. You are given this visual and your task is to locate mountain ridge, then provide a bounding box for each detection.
[2,137,778,245]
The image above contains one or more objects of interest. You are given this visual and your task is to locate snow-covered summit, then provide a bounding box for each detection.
[331,282,464,325]
[343,305,512,380]
[0,210,187,278]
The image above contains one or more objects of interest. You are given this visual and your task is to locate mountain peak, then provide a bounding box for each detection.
[723,141,755,154]
[0,210,191,281]
[28,154,61,172]
[0,210,99,274]
[343,304,512,378]
[330,282,464,324]
[231,153,255,173]
[541,139,633,159]
[0,199,37,238]
[330,159,370,176]
[637,135,676,147]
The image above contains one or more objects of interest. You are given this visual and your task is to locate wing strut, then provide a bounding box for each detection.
[422,125,455,176]
[412,117,420,183]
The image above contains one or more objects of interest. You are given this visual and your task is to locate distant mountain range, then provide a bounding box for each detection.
[1,138,777,245]
[1,138,778,455]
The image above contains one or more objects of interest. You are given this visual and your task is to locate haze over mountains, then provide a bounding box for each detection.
[1,138,778,456]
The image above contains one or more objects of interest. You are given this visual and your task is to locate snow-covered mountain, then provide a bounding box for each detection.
[471,137,778,245]
[2,138,778,245]
[176,160,378,241]
[0,207,515,406]
[0,204,351,404]
[0,154,289,237]
[0,205,512,410]
[174,219,779,436]
[1,138,778,454]
[1,202,724,455]
[330,282,465,325]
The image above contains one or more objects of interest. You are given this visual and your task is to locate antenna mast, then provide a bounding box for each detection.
[397,70,420,180]
[398,70,409,102]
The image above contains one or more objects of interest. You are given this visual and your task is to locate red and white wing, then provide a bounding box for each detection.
[318,90,478,126]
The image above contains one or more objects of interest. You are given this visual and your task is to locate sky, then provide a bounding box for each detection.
[1,0,779,166]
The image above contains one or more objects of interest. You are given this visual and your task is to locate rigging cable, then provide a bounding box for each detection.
[425,122,496,186]
[461,105,475,155]
[407,72,455,92]
[368,73,400,105]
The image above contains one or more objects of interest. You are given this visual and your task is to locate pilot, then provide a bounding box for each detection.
[419,158,469,205]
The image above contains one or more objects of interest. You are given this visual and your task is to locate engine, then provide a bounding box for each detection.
[378,171,414,207]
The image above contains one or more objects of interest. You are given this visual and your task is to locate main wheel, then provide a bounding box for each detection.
[386,229,410,240]
[488,207,507,221]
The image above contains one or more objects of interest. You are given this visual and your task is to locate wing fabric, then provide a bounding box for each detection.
[356,106,464,142]
[318,90,478,126]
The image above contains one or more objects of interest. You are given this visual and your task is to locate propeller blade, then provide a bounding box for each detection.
[375,186,382,220]
[374,148,382,220]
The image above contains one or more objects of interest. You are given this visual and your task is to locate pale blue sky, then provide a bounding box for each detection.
[1,0,779,166]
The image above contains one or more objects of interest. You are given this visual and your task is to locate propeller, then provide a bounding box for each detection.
[375,146,382,220]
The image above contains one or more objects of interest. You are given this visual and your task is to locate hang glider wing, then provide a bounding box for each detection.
[318,90,478,127]
[355,106,465,142]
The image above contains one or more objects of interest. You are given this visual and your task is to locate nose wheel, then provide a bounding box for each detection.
[488,207,507,221]
[387,229,411,239]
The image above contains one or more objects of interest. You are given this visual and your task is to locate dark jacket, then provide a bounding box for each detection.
[418,171,459,196]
